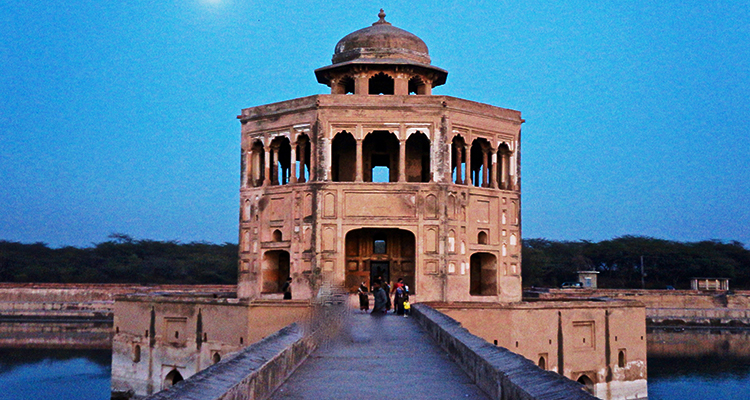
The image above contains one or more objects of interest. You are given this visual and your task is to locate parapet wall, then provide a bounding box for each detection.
[411,303,597,400]
[534,289,750,326]
[143,323,313,400]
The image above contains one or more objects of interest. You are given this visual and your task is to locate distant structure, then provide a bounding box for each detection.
[237,9,522,303]
[691,277,730,291]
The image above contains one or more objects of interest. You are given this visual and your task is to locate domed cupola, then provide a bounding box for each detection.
[315,10,448,95]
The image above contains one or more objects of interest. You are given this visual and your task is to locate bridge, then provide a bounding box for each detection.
[144,301,597,400]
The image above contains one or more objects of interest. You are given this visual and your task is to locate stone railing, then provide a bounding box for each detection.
[412,303,598,400]
[143,284,348,400]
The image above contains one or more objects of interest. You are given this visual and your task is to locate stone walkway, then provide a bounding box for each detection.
[269,304,490,400]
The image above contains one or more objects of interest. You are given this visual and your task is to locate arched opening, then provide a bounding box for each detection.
[478,231,488,245]
[363,131,400,182]
[405,132,431,182]
[369,72,394,95]
[272,229,283,242]
[332,131,356,182]
[333,76,355,94]
[451,136,466,184]
[133,345,141,363]
[470,138,491,187]
[408,76,428,95]
[538,356,546,370]
[262,250,290,294]
[212,352,221,364]
[344,229,416,293]
[577,374,595,394]
[470,252,497,296]
[295,134,311,183]
[498,143,512,190]
[270,137,292,185]
[164,369,183,389]
[249,140,265,187]
[618,350,626,368]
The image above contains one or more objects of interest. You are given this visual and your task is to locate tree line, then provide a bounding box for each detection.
[522,236,750,289]
[1,234,748,289]
[0,234,238,284]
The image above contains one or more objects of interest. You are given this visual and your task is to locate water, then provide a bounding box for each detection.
[647,328,750,400]
[0,349,111,400]
[1,330,750,400]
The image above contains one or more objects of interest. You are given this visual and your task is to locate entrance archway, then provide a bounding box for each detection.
[577,374,594,394]
[344,229,415,293]
[262,250,290,294]
[164,369,183,389]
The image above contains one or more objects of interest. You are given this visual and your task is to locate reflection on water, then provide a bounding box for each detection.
[648,328,750,400]
[0,348,111,400]
[2,329,750,400]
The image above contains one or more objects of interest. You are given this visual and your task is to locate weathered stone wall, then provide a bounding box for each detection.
[0,284,235,319]
[143,323,313,400]
[411,303,598,400]
[533,289,750,326]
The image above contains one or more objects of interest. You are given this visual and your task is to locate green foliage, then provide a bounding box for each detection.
[0,236,238,284]
[522,236,750,289]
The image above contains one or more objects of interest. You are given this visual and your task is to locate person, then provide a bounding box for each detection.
[371,280,387,315]
[382,280,392,313]
[394,283,405,315]
[281,277,292,300]
[402,285,411,317]
[392,278,405,314]
[357,282,369,312]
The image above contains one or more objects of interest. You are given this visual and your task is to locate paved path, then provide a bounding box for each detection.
[269,305,490,400]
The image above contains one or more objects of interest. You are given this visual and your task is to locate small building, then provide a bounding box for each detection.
[691,277,730,291]
[578,271,600,288]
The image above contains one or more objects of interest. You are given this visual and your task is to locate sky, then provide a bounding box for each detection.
[1,1,748,248]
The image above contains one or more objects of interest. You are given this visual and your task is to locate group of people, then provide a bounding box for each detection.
[358,277,410,316]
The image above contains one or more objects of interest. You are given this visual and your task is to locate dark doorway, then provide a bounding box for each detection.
[370,261,390,288]
[164,369,183,389]
[344,229,416,293]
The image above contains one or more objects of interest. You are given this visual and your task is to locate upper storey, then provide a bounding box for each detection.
[314,10,448,95]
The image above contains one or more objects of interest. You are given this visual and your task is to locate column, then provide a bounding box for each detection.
[464,144,472,186]
[271,146,279,185]
[482,147,489,188]
[490,149,498,189]
[354,73,368,95]
[298,141,307,183]
[289,144,297,184]
[355,139,363,182]
[398,138,406,182]
[263,147,271,186]
[241,150,249,188]
[454,143,463,184]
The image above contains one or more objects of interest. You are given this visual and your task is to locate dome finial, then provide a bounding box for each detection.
[373,9,391,26]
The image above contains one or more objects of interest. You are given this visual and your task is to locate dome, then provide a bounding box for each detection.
[332,10,431,65]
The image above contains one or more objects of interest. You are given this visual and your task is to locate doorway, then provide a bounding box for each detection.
[370,261,390,288]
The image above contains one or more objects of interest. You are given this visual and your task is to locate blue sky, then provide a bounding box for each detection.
[1,1,748,247]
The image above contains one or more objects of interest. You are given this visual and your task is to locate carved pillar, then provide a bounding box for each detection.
[289,144,297,184]
[298,141,307,183]
[263,146,271,186]
[271,145,279,185]
[355,139,363,182]
[394,73,409,95]
[241,150,249,188]
[464,144,472,186]
[354,73,368,95]
[490,148,498,189]
[482,146,489,187]
[454,142,463,184]
[398,138,406,182]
